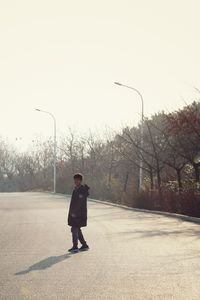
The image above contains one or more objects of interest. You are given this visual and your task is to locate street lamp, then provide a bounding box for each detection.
[35,109,57,194]
[114,82,144,191]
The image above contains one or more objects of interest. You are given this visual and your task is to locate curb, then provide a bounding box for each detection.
[88,197,200,225]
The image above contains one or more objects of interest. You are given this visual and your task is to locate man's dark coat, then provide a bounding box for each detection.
[68,184,89,227]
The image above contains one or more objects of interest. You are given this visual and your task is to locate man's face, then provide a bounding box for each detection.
[74,178,82,187]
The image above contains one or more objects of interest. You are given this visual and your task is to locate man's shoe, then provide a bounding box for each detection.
[79,244,89,251]
[68,246,79,253]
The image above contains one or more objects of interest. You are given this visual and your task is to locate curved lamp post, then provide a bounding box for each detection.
[35,109,57,193]
[114,82,144,191]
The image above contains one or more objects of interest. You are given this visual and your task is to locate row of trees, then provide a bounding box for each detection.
[0,101,199,216]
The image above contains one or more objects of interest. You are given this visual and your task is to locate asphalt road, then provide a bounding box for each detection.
[0,192,200,300]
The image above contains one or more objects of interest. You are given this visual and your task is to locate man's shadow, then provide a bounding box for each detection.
[15,252,76,275]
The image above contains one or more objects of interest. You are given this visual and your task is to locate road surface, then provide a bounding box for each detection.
[0,192,200,300]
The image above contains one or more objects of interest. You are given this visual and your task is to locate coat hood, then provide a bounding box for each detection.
[82,184,90,196]
[83,184,90,191]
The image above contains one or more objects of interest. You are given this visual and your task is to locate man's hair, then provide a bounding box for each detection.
[73,173,83,181]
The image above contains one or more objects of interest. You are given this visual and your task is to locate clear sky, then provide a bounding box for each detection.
[0,0,200,149]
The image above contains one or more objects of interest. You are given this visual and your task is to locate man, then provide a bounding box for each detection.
[68,173,90,252]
